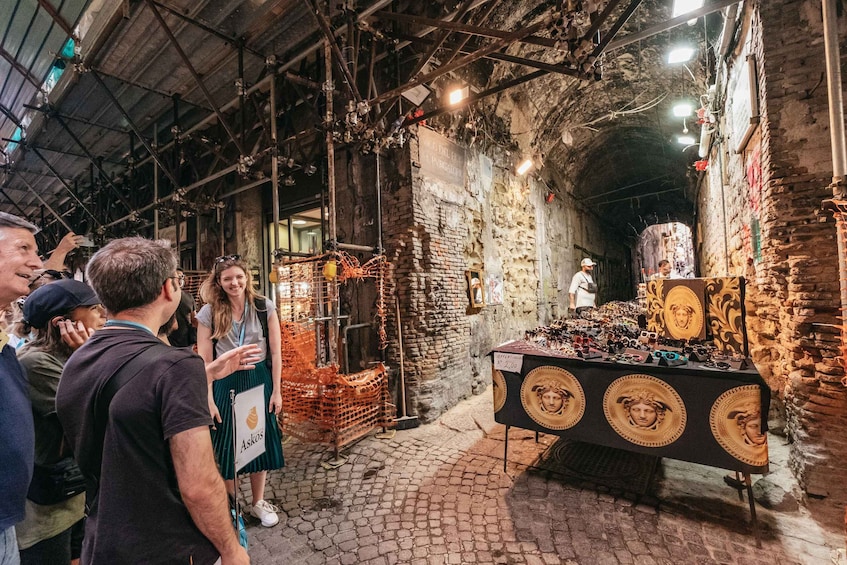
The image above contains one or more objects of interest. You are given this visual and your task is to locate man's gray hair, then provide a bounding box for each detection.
[86,237,177,313]
[0,211,39,234]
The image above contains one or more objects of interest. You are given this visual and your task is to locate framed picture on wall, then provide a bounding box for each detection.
[466,269,486,308]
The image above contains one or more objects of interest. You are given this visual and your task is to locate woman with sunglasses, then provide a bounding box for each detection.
[196,255,284,528]
[16,279,106,565]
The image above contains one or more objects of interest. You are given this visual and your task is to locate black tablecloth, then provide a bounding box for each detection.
[491,341,770,474]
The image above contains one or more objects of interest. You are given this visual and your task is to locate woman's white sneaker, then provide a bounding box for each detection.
[251,499,280,527]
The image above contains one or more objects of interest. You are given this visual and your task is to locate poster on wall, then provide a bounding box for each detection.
[466,269,486,308]
[728,54,760,154]
[487,273,504,305]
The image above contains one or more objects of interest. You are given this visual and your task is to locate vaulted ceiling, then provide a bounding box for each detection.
[0,0,729,246]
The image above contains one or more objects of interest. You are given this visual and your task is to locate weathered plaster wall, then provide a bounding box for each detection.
[379,126,627,422]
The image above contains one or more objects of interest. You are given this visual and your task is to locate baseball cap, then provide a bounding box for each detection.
[23,279,101,329]
[581,258,596,267]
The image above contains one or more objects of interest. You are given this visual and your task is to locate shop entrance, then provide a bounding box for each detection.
[633,222,696,283]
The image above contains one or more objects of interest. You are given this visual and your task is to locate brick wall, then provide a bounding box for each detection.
[699,0,847,507]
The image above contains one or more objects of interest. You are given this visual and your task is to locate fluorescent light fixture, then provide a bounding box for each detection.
[401,84,432,107]
[677,135,696,145]
[667,47,695,64]
[448,86,469,105]
[516,159,534,175]
[672,103,693,117]
[293,219,307,225]
[672,0,703,18]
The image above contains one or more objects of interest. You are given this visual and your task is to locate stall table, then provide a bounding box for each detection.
[490,340,770,543]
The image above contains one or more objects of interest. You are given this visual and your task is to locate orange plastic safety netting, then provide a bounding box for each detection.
[275,253,396,448]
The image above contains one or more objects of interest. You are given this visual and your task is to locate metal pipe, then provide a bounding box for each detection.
[15,174,73,231]
[324,42,339,366]
[343,323,373,375]
[823,0,847,391]
[271,70,280,259]
[215,177,270,200]
[153,125,159,238]
[28,146,101,226]
[144,0,247,156]
[375,152,383,253]
[824,0,847,184]
[306,0,363,103]
[336,242,376,253]
[90,69,182,189]
[51,113,134,213]
[105,163,240,227]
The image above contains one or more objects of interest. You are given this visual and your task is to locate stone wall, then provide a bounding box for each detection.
[699,0,847,508]
[379,126,628,422]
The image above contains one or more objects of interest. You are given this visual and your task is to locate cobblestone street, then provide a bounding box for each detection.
[240,390,846,565]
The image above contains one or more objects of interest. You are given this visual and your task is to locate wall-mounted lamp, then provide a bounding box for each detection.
[516,158,534,175]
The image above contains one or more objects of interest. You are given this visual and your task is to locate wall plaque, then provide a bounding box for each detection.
[418,126,466,186]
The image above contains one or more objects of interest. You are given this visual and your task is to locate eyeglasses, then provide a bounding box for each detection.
[652,351,686,362]
[215,254,242,264]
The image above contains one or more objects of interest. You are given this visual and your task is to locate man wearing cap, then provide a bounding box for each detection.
[568,258,598,316]
[0,212,42,564]
[56,237,249,565]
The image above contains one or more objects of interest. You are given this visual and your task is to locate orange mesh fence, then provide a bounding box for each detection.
[275,253,396,448]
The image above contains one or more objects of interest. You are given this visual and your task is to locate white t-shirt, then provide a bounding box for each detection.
[569,271,596,308]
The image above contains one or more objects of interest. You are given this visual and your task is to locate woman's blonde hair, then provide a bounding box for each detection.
[199,256,266,340]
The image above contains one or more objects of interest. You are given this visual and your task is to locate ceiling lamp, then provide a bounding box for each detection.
[293,219,307,225]
[448,86,469,105]
[677,135,696,145]
[672,0,703,24]
[667,47,695,64]
[516,159,534,175]
[672,103,693,117]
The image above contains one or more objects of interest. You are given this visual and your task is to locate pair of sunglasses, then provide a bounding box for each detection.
[215,254,242,264]
[652,351,687,362]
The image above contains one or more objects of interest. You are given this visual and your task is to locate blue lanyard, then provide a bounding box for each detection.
[233,305,248,346]
[104,319,154,335]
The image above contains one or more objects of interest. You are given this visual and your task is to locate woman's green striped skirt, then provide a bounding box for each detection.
[211,360,284,480]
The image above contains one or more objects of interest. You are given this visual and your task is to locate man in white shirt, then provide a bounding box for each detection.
[568,258,597,316]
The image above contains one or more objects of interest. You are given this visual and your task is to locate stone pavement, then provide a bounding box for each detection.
[239,389,846,564]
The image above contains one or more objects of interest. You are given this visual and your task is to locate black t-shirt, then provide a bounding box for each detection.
[170,291,197,348]
[56,329,217,565]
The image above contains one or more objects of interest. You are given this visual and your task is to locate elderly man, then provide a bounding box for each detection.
[56,238,249,565]
[0,212,42,565]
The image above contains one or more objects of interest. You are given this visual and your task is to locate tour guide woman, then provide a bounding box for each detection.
[196,255,284,528]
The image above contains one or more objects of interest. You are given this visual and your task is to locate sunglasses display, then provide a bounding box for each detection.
[521,300,747,369]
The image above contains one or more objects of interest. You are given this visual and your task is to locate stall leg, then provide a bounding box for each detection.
[744,472,762,548]
[535,430,540,443]
[504,425,510,472]
[734,471,744,501]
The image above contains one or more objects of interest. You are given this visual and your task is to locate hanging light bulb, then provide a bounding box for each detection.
[682,118,689,134]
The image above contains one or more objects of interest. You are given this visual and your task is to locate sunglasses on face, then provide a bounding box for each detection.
[215,254,242,264]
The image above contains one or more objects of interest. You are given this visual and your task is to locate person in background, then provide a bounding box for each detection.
[568,258,597,316]
[197,255,284,528]
[56,238,249,565]
[169,268,197,348]
[0,212,42,565]
[16,280,106,564]
[42,233,83,273]
[651,259,672,280]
